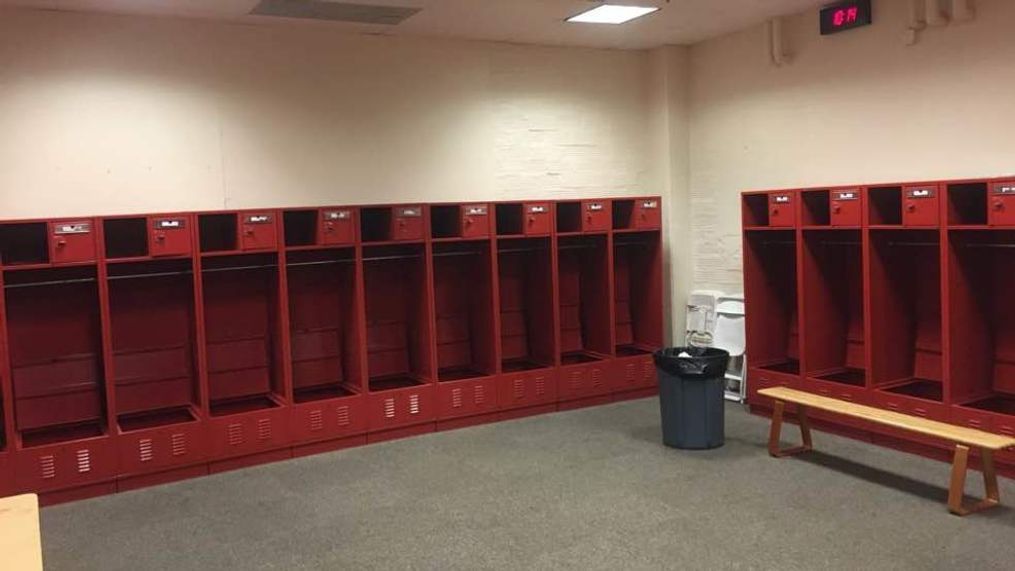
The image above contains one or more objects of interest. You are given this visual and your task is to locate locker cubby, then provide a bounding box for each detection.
[198,213,238,253]
[612,199,636,230]
[742,194,770,227]
[0,223,49,266]
[802,229,865,387]
[869,230,942,401]
[947,182,988,226]
[868,186,903,226]
[431,205,462,239]
[557,234,612,364]
[433,242,496,381]
[286,248,362,403]
[744,230,799,375]
[363,243,432,391]
[103,218,149,259]
[948,230,1015,413]
[4,266,107,447]
[108,259,200,430]
[201,253,285,416]
[801,190,831,226]
[360,207,393,243]
[498,238,555,372]
[283,210,318,248]
[496,204,524,236]
[556,202,582,234]
[614,232,663,356]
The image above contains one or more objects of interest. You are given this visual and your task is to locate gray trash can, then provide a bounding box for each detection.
[654,347,730,450]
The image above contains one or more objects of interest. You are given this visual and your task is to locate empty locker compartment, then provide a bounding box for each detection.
[866,231,945,417]
[432,242,496,382]
[282,210,319,248]
[286,248,363,402]
[556,202,582,234]
[103,217,149,259]
[363,244,432,391]
[557,235,612,365]
[0,223,49,266]
[947,181,988,227]
[613,231,663,356]
[948,230,1015,420]
[802,229,866,388]
[801,190,831,227]
[868,186,903,226]
[5,266,108,448]
[743,230,800,377]
[198,213,239,253]
[201,253,286,416]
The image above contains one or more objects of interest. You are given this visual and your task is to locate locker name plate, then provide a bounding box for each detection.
[834,191,858,201]
[641,200,659,209]
[54,222,91,235]
[528,206,547,213]
[155,218,185,229]
[907,189,935,198]
[323,210,351,220]
[995,186,1015,195]
[772,195,791,204]
[245,214,272,224]
[587,203,604,211]
[397,207,422,217]
[465,206,488,216]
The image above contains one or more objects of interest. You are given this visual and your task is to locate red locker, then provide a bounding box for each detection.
[290,396,366,444]
[582,200,610,232]
[436,377,498,420]
[49,219,96,264]
[497,368,557,411]
[150,216,192,257]
[240,213,278,250]
[902,185,939,227]
[367,385,434,431]
[461,204,491,239]
[207,404,290,459]
[393,206,424,241]
[830,189,861,226]
[14,436,117,493]
[558,360,610,401]
[525,203,551,235]
[116,418,206,476]
[989,181,1015,226]
[768,193,795,228]
[320,209,355,245]
[634,198,661,229]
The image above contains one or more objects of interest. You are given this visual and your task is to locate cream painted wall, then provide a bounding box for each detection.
[689,0,1015,293]
[0,9,660,218]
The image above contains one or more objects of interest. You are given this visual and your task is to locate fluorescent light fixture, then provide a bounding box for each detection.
[566,4,659,25]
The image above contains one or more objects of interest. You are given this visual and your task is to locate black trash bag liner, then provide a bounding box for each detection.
[653,347,730,378]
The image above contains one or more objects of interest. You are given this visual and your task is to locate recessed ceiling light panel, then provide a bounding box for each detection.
[566,4,660,25]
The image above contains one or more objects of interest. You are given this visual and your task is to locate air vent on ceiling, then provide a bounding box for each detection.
[251,0,421,25]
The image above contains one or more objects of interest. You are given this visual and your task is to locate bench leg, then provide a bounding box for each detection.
[768,400,813,458]
[948,445,1001,516]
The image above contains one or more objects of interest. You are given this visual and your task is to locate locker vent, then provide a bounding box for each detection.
[250,1,421,25]
[452,388,463,409]
[310,409,324,432]
[641,361,653,381]
[513,378,525,400]
[534,376,546,396]
[384,398,396,419]
[257,418,273,441]
[474,384,485,405]
[568,371,582,390]
[625,363,637,382]
[39,455,57,480]
[139,439,154,463]
[76,449,92,473]
[171,433,187,456]
[591,369,603,389]
[336,406,351,427]
[409,394,420,415]
[228,423,244,446]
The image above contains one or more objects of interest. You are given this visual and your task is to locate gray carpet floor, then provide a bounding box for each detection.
[40,399,1015,570]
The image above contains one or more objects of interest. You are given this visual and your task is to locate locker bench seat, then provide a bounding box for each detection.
[758,386,1015,516]
[0,494,44,570]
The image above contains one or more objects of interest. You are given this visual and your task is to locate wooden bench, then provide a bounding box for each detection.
[758,387,1015,516]
[0,493,44,570]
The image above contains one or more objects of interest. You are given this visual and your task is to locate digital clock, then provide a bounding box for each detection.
[820,0,872,35]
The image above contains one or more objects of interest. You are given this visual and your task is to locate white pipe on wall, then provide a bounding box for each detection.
[768,17,788,67]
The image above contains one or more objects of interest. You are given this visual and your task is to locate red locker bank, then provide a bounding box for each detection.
[742,178,1015,474]
[0,196,662,503]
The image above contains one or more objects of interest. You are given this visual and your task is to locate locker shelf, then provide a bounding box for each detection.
[947,182,988,226]
[868,186,903,226]
[103,218,148,259]
[961,395,1015,415]
[614,231,663,356]
[561,351,602,365]
[869,230,941,399]
[5,266,107,447]
[883,378,943,401]
[202,253,285,415]
[433,241,496,383]
[744,230,799,376]
[118,405,197,432]
[108,259,200,427]
[286,248,362,403]
[0,223,49,266]
[557,235,612,361]
[802,229,865,387]
[496,204,524,236]
[498,238,555,372]
[363,244,432,391]
[283,210,318,248]
[199,214,238,252]
[742,194,770,227]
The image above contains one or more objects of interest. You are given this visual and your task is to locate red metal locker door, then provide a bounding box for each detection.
[290,397,367,444]
[117,421,207,475]
[393,206,424,241]
[634,199,661,229]
[150,216,192,257]
[524,203,551,235]
[240,213,278,250]
[582,201,610,232]
[320,209,355,245]
[989,181,1015,226]
[830,189,861,226]
[49,220,96,264]
[902,186,940,227]
[768,194,795,228]
[461,204,490,239]
[14,438,117,492]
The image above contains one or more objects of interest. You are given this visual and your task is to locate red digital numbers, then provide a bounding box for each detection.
[833,7,859,27]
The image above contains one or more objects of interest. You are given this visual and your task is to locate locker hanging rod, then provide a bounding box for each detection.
[966,243,1015,249]
[888,242,939,247]
[761,241,795,246]
[4,277,96,289]
[817,241,860,246]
